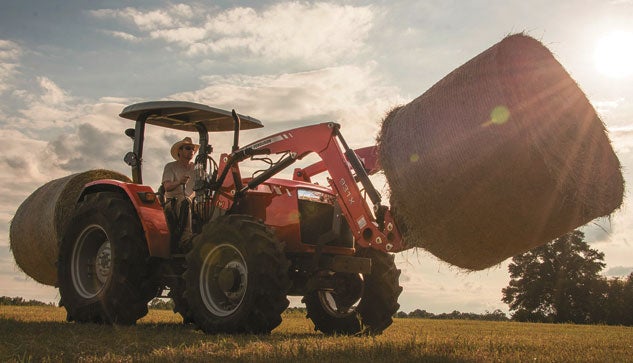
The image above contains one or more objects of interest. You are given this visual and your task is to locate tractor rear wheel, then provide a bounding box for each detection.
[304,248,402,335]
[184,215,290,334]
[58,192,158,325]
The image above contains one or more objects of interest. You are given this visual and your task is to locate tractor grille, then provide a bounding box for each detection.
[298,189,353,248]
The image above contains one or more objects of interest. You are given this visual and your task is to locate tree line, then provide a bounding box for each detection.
[0,296,55,306]
[395,309,508,321]
[0,296,177,310]
[140,303,511,321]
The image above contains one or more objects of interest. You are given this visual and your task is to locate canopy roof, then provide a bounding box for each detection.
[119,101,263,132]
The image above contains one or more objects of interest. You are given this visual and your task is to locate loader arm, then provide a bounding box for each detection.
[218,122,406,253]
[293,145,381,182]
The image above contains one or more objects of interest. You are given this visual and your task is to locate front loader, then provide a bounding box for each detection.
[57,101,406,334]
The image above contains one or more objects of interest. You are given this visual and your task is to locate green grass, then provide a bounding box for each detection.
[1,306,632,362]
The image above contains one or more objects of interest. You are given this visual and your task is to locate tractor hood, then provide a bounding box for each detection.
[119,101,263,132]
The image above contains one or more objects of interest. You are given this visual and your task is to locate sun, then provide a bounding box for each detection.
[594,31,633,78]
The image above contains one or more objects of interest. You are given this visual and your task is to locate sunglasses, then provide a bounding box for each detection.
[181,145,195,151]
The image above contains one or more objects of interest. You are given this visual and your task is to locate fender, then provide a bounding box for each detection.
[79,179,171,258]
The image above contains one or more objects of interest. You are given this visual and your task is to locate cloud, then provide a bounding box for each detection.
[101,30,141,42]
[149,26,206,44]
[582,218,614,244]
[609,124,633,153]
[595,97,625,114]
[605,265,633,276]
[0,75,141,191]
[40,116,172,188]
[90,4,195,32]
[0,129,56,185]
[169,64,404,147]
[0,246,20,278]
[92,2,375,66]
[2,76,80,133]
[47,123,127,171]
[0,40,21,60]
[0,122,141,216]
[0,39,21,94]
[38,76,70,105]
[395,252,509,313]
[191,3,374,63]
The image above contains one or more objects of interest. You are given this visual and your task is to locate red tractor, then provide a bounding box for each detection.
[58,101,407,334]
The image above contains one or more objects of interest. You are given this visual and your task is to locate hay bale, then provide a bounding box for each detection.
[378,34,624,270]
[9,170,131,286]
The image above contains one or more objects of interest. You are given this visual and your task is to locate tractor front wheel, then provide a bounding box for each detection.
[303,272,363,334]
[356,248,403,334]
[58,192,158,324]
[304,248,402,335]
[184,215,290,334]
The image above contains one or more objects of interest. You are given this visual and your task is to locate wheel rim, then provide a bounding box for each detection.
[71,225,112,299]
[199,243,248,317]
[318,273,364,318]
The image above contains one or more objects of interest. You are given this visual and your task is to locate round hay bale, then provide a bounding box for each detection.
[9,169,131,286]
[378,34,624,270]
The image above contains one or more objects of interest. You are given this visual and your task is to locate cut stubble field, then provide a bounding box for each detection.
[1,306,632,362]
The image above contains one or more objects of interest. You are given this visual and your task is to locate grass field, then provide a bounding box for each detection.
[1,306,632,362]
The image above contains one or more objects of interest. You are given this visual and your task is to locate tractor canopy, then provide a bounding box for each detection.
[119,101,263,132]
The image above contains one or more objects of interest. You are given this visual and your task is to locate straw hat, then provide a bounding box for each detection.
[170,137,199,160]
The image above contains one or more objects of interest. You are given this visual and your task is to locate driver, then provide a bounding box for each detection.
[162,137,199,244]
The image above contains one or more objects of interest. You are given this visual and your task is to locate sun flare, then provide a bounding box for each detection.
[594,31,633,78]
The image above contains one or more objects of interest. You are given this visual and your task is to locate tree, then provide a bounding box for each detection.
[623,273,633,325]
[600,273,633,325]
[408,309,434,319]
[502,230,605,323]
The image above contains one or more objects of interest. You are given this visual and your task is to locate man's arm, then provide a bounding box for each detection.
[163,176,189,192]
[162,163,189,192]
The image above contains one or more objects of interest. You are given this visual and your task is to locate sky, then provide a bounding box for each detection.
[1,0,632,315]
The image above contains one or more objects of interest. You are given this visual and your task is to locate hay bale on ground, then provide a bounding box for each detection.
[9,170,131,286]
[378,34,624,270]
